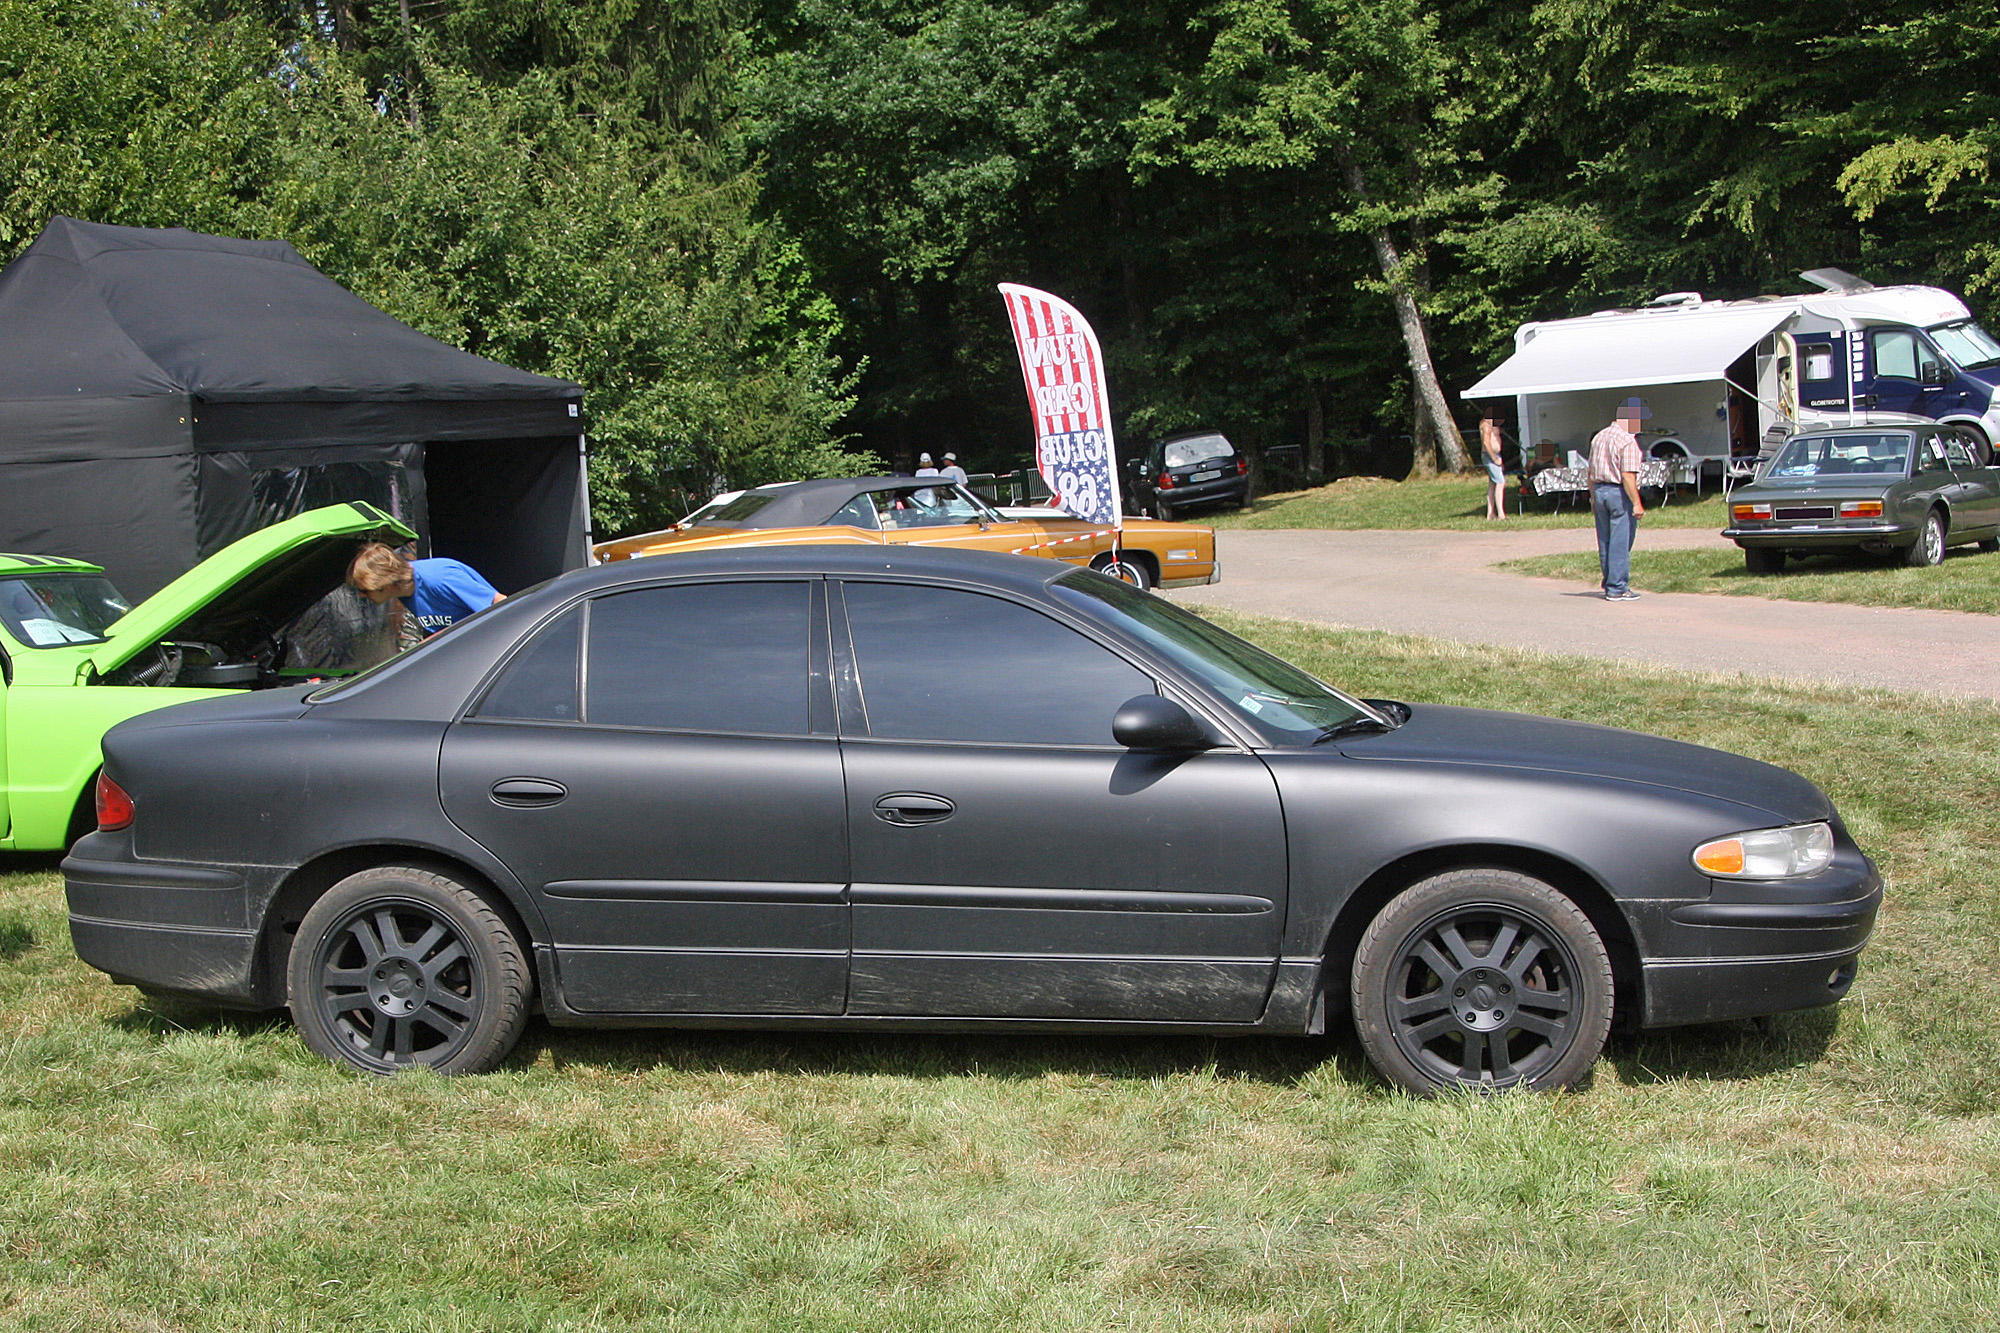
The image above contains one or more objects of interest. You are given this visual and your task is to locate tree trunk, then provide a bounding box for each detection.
[1407,395,1436,479]
[1339,152,1470,473]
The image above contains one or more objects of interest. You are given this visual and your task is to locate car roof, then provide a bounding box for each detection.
[0,552,105,578]
[714,476,979,530]
[575,542,1070,598]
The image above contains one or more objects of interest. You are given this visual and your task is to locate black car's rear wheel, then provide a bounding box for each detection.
[1351,870,1613,1094]
[288,866,530,1076]
[1155,497,1177,522]
[1905,509,1946,567]
[1744,546,1785,574]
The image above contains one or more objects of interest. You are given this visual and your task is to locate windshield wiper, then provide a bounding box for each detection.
[1314,715,1392,744]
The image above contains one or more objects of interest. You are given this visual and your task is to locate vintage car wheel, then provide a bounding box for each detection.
[1351,869,1614,1094]
[1744,546,1785,574]
[1904,509,1946,568]
[1091,554,1152,591]
[288,866,531,1076]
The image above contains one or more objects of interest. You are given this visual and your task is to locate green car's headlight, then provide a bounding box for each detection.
[1692,822,1835,878]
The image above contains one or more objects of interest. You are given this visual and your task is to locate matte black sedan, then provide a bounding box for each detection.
[63,547,1878,1093]
[1723,424,2000,571]
[1124,430,1250,520]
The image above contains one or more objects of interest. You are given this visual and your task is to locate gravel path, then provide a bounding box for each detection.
[1168,526,2000,702]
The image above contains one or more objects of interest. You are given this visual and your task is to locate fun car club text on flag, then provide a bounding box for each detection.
[998,284,1123,529]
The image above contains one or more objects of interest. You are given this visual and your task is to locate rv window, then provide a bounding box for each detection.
[1872,330,1919,381]
[1803,348,1837,382]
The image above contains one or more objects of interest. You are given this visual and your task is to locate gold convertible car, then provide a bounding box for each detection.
[593,477,1220,590]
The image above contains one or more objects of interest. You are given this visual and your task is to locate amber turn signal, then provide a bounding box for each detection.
[1692,838,1745,875]
[1839,499,1884,518]
[1732,503,1771,521]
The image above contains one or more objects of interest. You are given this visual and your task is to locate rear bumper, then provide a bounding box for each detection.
[63,837,269,1008]
[1156,477,1248,509]
[1724,522,1908,549]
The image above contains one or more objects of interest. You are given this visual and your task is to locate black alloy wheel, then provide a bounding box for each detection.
[1905,509,1946,568]
[288,866,531,1076]
[1351,870,1614,1094]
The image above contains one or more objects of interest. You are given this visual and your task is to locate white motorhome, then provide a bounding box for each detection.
[1464,270,2000,476]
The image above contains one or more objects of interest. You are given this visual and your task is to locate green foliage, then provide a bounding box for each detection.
[0,0,866,533]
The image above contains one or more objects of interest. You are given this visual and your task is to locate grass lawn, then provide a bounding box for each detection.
[5,617,1998,1330]
[1502,543,2000,616]
[1212,474,1731,532]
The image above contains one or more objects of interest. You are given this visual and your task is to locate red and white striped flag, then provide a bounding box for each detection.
[997,283,1123,528]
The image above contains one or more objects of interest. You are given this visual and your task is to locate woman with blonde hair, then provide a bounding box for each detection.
[349,542,504,638]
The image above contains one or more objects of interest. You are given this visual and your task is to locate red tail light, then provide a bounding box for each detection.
[1157,472,1175,489]
[1234,457,1248,475]
[95,772,134,831]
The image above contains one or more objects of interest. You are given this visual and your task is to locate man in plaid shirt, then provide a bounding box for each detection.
[1589,397,1649,600]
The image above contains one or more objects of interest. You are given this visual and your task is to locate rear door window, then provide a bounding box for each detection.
[587,581,812,735]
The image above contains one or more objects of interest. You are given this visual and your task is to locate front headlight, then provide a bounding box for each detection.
[1692,822,1835,878]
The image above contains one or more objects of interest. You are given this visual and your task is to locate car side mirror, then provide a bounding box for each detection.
[1922,362,1947,386]
[1112,694,1217,751]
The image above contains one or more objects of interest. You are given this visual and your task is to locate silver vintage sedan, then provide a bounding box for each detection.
[1723,425,2000,572]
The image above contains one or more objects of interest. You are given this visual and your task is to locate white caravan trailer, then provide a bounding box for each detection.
[1463,270,2000,476]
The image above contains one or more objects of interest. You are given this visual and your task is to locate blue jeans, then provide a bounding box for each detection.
[1592,483,1635,595]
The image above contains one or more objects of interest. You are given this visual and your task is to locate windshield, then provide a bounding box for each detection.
[1767,434,1911,479]
[1927,320,2000,371]
[1163,434,1235,469]
[863,485,1002,530]
[0,573,129,648]
[1052,570,1380,744]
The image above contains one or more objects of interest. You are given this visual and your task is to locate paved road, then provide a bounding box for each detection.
[1169,527,2000,702]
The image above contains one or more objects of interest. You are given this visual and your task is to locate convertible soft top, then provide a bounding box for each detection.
[701,476,978,530]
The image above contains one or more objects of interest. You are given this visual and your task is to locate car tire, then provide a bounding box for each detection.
[1744,546,1785,575]
[1978,536,1999,554]
[288,865,531,1076]
[1155,497,1176,522]
[1350,869,1614,1095]
[1091,554,1152,591]
[1904,509,1946,568]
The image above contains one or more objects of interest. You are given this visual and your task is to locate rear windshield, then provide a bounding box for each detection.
[1767,434,1911,479]
[696,491,786,526]
[0,573,129,647]
[1163,434,1235,469]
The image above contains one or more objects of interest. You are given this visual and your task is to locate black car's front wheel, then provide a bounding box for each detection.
[288,866,531,1076]
[1350,870,1614,1094]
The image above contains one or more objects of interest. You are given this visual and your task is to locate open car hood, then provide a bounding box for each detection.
[91,503,416,676]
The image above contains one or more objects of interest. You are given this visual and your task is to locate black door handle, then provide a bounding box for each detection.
[491,778,567,807]
[873,793,954,826]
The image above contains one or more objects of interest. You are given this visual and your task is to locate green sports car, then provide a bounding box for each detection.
[0,502,414,851]
[1722,424,2000,572]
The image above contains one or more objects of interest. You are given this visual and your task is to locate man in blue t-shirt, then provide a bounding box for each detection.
[349,543,504,637]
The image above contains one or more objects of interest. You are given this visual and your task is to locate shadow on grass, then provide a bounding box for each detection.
[108,996,292,1041]
[508,1019,1380,1088]
[0,851,67,878]
[1606,1007,1838,1084]
[0,915,33,959]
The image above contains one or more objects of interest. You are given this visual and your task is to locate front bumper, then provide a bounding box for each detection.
[1630,855,1882,1028]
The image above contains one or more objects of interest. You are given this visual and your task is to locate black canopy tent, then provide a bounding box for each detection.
[0,217,587,599]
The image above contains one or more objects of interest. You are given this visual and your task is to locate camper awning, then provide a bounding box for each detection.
[1462,306,1792,399]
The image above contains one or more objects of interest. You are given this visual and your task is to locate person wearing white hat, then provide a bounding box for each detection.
[940,452,969,485]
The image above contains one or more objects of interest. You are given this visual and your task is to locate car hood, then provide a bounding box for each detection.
[1335,703,1830,824]
[92,503,416,675]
